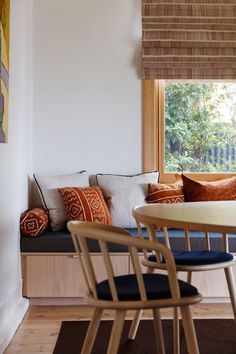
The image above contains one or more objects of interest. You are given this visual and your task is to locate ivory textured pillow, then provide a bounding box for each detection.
[96,172,159,228]
[34,171,89,231]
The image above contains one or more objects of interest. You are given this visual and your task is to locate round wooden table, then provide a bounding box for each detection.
[131,201,236,354]
[133,200,236,235]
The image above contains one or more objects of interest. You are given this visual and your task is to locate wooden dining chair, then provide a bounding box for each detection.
[129,205,236,354]
[68,221,202,354]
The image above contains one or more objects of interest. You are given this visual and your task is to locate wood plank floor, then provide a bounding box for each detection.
[4,304,233,354]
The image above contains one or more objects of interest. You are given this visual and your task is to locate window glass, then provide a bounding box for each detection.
[165,82,236,173]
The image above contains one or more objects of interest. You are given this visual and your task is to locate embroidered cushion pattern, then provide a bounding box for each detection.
[182,174,236,202]
[146,182,184,231]
[58,186,111,225]
[147,182,184,204]
[20,207,48,237]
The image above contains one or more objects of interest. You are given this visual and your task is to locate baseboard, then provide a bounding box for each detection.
[202,297,230,303]
[28,296,230,306]
[0,280,29,354]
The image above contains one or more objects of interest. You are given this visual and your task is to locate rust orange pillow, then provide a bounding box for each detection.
[146,182,184,231]
[20,207,49,236]
[58,186,111,225]
[147,181,184,204]
[182,174,236,202]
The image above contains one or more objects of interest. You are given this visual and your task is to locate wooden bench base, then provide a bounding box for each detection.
[21,253,236,304]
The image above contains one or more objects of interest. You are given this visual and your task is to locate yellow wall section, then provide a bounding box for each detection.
[2,0,10,62]
[1,0,9,141]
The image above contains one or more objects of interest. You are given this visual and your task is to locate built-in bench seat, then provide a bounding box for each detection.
[21,228,236,253]
[20,228,236,303]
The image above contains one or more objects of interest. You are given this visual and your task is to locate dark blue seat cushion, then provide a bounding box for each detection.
[148,250,234,266]
[96,273,199,301]
[21,228,236,253]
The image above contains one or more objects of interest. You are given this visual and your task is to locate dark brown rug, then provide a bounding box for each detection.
[53,319,236,354]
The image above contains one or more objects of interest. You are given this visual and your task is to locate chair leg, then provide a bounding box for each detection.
[180,305,199,354]
[128,309,143,340]
[224,266,236,323]
[173,307,180,354]
[107,310,126,354]
[81,308,103,354]
[152,308,165,354]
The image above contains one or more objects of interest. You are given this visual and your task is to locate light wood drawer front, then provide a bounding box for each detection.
[24,255,85,297]
[23,254,129,298]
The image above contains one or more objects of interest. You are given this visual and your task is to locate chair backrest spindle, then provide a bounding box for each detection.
[205,232,210,250]
[222,233,229,252]
[163,227,171,249]
[137,222,148,260]
[146,224,163,263]
[71,233,93,294]
[77,236,98,299]
[98,240,119,301]
[184,229,191,251]
[129,245,147,301]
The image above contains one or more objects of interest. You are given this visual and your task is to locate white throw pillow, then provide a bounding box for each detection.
[34,170,89,231]
[96,172,159,228]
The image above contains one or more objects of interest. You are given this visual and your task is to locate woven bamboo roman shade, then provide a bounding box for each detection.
[142,0,236,80]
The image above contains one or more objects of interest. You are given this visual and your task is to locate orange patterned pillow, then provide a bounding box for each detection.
[20,207,49,237]
[147,182,184,204]
[146,182,184,231]
[182,174,236,202]
[58,186,111,225]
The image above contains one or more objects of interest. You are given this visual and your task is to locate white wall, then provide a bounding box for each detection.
[0,0,33,351]
[1,1,141,349]
[33,0,142,175]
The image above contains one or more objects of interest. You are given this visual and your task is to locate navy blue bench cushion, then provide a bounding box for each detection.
[96,273,199,301]
[21,228,75,253]
[148,250,233,266]
[20,228,236,253]
[20,228,128,253]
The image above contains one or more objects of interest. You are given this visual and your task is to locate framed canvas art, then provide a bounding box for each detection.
[0,0,9,143]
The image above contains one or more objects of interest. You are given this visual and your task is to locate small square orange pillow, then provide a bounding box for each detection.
[146,182,184,231]
[58,186,111,225]
[182,174,236,202]
[20,207,48,237]
[147,181,184,204]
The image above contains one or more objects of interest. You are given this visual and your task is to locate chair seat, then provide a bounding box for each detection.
[96,273,199,301]
[148,250,234,266]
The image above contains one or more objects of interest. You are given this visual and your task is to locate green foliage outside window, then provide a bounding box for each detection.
[165,82,236,172]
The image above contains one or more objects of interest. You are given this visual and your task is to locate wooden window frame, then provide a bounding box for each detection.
[143,80,236,183]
